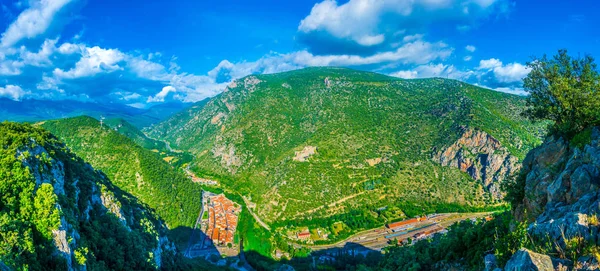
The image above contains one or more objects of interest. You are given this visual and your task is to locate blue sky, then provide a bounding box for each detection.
[0,0,598,107]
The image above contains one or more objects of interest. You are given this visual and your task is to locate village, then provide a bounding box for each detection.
[185,191,242,259]
[205,193,241,249]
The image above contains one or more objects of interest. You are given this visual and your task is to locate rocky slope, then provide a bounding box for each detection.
[504,127,600,270]
[0,122,175,270]
[518,128,600,240]
[148,67,543,226]
[434,127,520,199]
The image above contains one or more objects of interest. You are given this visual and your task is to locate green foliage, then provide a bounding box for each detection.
[33,184,61,239]
[0,121,182,270]
[571,127,593,149]
[523,49,600,138]
[74,247,88,266]
[378,212,515,271]
[494,219,531,265]
[105,118,168,151]
[502,172,527,208]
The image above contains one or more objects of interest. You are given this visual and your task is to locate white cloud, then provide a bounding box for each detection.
[492,62,529,83]
[478,58,530,83]
[403,34,425,43]
[147,86,176,102]
[478,58,502,69]
[53,46,126,79]
[0,58,24,75]
[465,45,476,52]
[128,57,169,81]
[19,38,58,67]
[1,0,74,47]
[299,0,505,50]
[0,85,28,101]
[463,55,472,61]
[292,40,453,66]
[57,42,82,54]
[390,70,418,79]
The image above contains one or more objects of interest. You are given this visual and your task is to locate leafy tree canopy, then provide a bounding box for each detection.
[523,49,600,138]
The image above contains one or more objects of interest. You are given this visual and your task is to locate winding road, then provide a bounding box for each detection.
[242,197,271,231]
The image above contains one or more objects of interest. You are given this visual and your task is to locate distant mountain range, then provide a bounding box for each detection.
[0,98,194,128]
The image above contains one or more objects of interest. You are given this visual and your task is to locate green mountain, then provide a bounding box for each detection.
[0,122,177,270]
[39,116,203,243]
[147,67,544,230]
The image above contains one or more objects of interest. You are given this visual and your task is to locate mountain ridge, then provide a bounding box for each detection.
[147,67,544,232]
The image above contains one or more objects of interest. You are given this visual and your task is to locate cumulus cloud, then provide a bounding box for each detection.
[1,0,74,47]
[0,85,28,100]
[53,46,126,79]
[298,0,507,55]
[463,55,472,61]
[478,58,530,83]
[478,58,502,69]
[147,86,176,102]
[492,63,530,83]
[19,38,58,67]
[465,45,476,52]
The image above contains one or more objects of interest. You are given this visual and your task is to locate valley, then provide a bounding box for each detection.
[18,67,547,270]
[0,0,596,269]
[144,68,540,254]
[2,61,597,270]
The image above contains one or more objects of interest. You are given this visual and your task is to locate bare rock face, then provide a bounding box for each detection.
[516,128,600,244]
[434,128,520,199]
[504,249,568,271]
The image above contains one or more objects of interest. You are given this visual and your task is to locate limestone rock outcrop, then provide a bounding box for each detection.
[516,128,600,243]
[504,249,568,271]
[434,127,520,199]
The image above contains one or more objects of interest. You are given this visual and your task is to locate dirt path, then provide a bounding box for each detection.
[242,197,271,231]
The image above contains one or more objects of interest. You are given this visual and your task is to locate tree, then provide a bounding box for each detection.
[523,49,600,138]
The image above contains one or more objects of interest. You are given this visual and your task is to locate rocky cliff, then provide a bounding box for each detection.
[518,128,600,240]
[505,127,600,270]
[434,127,520,199]
[0,123,175,270]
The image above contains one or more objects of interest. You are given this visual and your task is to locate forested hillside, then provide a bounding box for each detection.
[148,67,544,230]
[40,117,202,233]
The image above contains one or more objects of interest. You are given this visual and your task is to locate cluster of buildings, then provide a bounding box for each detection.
[205,194,241,246]
[386,215,428,231]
